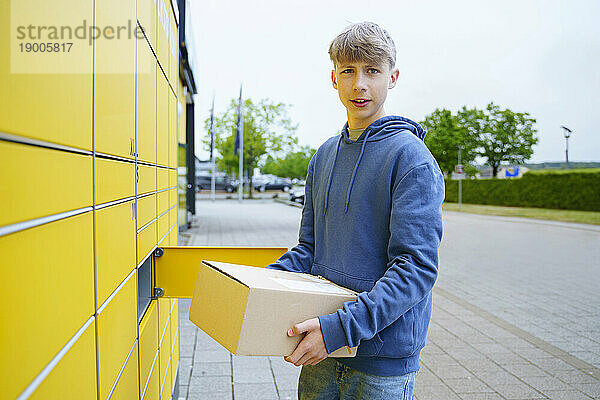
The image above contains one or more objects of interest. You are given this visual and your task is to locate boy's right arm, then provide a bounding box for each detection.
[267,157,315,273]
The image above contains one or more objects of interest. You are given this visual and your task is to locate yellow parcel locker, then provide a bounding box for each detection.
[160,358,172,400]
[96,157,135,204]
[168,91,177,168]
[0,141,92,227]
[168,226,178,246]
[157,71,169,167]
[169,169,177,190]
[137,193,157,230]
[137,221,157,264]
[139,301,159,397]
[137,164,157,195]
[136,41,157,164]
[141,353,160,400]
[157,297,171,394]
[170,327,179,392]
[0,213,94,399]
[97,273,138,400]
[0,1,93,151]
[95,0,136,160]
[158,190,170,215]
[168,8,178,87]
[158,211,169,243]
[96,200,136,305]
[29,321,97,400]
[156,0,170,74]
[110,344,139,400]
[158,167,170,192]
[137,0,157,52]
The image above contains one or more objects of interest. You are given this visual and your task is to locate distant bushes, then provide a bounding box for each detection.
[444,170,600,211]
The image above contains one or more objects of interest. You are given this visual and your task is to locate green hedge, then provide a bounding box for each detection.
[445,171,600,211]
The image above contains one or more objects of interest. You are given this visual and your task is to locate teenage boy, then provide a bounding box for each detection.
[267,22,444,399]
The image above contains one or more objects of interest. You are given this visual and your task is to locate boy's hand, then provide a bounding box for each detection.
[284,318,328,366]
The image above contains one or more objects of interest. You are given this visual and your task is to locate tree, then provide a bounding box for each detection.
[203,98,298,197]
[261,145,316,179]
[421,108,478,176]
[459,103,538,178]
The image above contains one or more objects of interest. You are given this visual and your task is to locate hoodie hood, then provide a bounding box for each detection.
[325,116,427,214]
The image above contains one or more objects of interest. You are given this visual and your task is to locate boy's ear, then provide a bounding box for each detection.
[388,68,400,89]
[331,70,338,90]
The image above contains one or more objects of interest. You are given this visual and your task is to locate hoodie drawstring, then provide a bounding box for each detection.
[344,130,370,213]
[324,136,342,215]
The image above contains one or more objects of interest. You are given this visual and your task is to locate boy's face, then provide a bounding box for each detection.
[331,60,399,130]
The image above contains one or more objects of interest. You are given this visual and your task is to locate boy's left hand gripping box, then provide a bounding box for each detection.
[189,260,357,357]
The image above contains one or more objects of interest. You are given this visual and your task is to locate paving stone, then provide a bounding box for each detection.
[578,382,600,397]
[500,362,550,378]
[459,394,505,400]
[428,364,474,380]
[179,365,192,386]
[414,384,461,399]
[493,384,545,399]
[194,349,231,363]
[273,373,300,391]
[233,365,274,384]
[444,376,494,393]
[558,369,599,384]
[192,362,231,377]
[540,390,594,399]
[232,383,278,400]
[278,389,298,400]
[269,357,302,375]
[188,375,232,393]
[473,370,524,387]
[520,375,575,391]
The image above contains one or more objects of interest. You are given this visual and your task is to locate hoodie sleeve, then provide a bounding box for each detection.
[266,156,315,273]
[318,162,444,353]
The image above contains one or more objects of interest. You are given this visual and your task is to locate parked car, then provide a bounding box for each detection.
[196,175,237,192]
[254,177,292,192]
[289,188,305,205]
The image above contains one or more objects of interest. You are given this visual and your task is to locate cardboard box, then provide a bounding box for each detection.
[189,260,358,357]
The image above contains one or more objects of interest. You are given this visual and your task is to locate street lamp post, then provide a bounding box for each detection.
[561,126,572,169]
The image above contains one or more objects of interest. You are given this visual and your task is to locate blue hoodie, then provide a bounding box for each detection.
[268,115,444,376]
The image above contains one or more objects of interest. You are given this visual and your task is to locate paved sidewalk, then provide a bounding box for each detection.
[177,199,600,400]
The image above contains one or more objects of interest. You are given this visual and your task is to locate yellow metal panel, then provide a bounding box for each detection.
[139,301,158,397]
[95,0,136,160]
[0,213,94,399]
[29,321,97,400]
[137,194,157,230]
[96,200,136,305]
[158,167,170,191]
[141,351,160,400]
[137,164,157,195]
[168,227,178,246]
[158,191,170,215]
[158,298,172,399]
[0,141,92,227]
[168,91,177,168]
[157,71,169,167]
[0,1,92,151]
[169,186,177,206]
[177,86,186,145]
[154,247,288,298]
[168,10,178,87]
[170,328,179,390]
[156,0,169,75]
[96,157,135,204]
[158,212,170,244]
[168,206,177,227]
[160,359,172,400]
[97,274,138,400]
[136,41,157,164]
[137,0,157,52]
[137,221,157,263]
[111,345,140,400]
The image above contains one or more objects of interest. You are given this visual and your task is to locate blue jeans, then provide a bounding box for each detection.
[298,358,416,400]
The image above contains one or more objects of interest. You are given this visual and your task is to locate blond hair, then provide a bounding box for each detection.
[329,22,396,70]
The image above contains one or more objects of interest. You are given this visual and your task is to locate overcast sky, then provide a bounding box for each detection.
[189,0,599,163]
